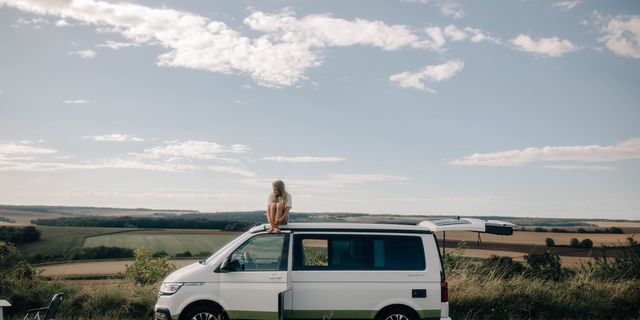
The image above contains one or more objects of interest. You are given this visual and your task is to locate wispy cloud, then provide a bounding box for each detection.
[262,156,346,163]
[443,25,500,44]
[97,41,139,50]
[596,14,640,59]
[0,142,57,157]
[55,19,70,27]
[68,50,96,59]
[389,59,464,92]
[85,134,145,142]
[510,34,578,57]
[543,165,617,172]
[139,140,250,160]
[402,0,464,19]
[449,138,640,167]
[551,1,581,11]
[63,99,90,104]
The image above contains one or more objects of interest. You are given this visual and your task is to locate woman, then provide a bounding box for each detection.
[266,180,292,233]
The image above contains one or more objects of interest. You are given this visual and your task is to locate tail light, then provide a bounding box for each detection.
[441,281,448,302]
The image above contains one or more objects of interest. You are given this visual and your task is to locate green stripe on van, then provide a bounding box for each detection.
[226,309,440,320]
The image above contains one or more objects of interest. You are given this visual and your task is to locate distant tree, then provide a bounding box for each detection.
[534,227,548,232]
[152,250,169,258]
[570,238,580,248]
[545,238,555,247]
[580,239,594,249]
[577,228,586,233]
[176,251,192,257]
[607,227,624,234]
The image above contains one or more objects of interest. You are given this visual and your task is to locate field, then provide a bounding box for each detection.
[83,230,240,255]
[38,259,199,277]
[18,226,134,258]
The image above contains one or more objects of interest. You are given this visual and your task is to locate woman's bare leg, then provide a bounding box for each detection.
[274,202,285,231]
[267,203,277,231]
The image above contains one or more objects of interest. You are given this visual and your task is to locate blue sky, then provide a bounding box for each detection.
[1,0,639,219]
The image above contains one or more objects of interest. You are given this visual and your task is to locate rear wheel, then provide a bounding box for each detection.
[376,306,419,320]
[181,306,227,320]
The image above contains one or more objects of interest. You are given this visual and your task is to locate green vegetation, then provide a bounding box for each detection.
[525,226,624,234]
[83,232,237,256]
[545,237,555,247]
[570,238,594,249]
[447,237,640,319]
[0,226,41,244]
[32,216,253,231]
[125,247,175,285]
[17,226,133,261]
[70,246,134,260]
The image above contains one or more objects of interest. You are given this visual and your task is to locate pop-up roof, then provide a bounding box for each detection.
[418,218,517,235]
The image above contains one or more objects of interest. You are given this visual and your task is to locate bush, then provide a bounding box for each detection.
[545,237,555,247]
[125,247,175,285]
[580,237,640,281]
[479,255,525,278]
[176,250,192,257]
[525,251,564,281]
[580,238,593,249]
[0,226,41,244]
[570,238,580,248]
[152,250,169,258]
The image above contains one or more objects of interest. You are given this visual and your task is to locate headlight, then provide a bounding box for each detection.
[159,282,184,295]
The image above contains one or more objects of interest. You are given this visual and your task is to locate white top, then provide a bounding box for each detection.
[268,192,292,208]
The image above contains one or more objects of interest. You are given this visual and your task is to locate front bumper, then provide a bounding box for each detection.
[154,307,173,320]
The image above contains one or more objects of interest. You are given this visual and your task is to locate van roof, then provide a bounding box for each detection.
[251,222,431,234]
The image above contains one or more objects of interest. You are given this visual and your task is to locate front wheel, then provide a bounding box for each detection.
[376,307,419,320]
[181,306,227,320]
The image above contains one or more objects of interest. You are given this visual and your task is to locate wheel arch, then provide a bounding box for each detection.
[375,304,421,320]
[178,299,227,320]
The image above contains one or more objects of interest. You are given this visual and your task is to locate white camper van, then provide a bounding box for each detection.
[154,219,516,320]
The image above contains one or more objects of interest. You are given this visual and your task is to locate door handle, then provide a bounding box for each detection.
[269,276,283,280]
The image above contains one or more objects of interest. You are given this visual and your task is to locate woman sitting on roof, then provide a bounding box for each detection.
[266,180,292,233]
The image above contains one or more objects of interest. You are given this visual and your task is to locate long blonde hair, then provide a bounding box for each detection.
[272,180,287,204]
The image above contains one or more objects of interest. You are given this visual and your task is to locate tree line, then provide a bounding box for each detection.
[0,226,41,244]
[32,216,253,231]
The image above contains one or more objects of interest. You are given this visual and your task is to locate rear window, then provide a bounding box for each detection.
[293,234,425,271]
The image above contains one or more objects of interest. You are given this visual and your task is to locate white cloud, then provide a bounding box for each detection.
[16,16,49,27]
[449,138,640,167]
[63,99,89,104]
[402,0,464,19]
[543,165,617,172]
[0,0,445,87]
[206,165,255,177]
[262,156,346,163]
[510,34,578,57]
[54,19,69,27]
[551,1,581,11]
[597,15,640,59]
[97,40,139,50]
[0,142,57,156]
[85,134,145,142]
[140,140,250,160]
[389,59,464,92]
[68,49,96,58]
[443,25,500,44]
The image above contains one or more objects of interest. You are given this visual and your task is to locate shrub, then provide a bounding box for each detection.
[580,238,593,249]
[570,238,580,248]
[0,226,41,244]
[176,250,192,257]
[152,250,169,258]
[545,237,555,247]
[125,247,175,285]
[479,255,525,278]
[580,237,640,281]
[525,251,564,281]
[70,246,134,260]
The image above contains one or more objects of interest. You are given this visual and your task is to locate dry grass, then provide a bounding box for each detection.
[38,259,198,277]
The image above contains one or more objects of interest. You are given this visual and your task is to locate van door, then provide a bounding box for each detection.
[219,233,290,320]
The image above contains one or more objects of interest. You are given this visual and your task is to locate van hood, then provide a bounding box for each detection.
[163,261,216,283]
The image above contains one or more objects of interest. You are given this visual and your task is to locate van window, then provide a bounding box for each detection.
[230,234,288,271]
[293,234,425,271]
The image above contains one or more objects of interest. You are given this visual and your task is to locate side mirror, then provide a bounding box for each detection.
[218,258,231,273]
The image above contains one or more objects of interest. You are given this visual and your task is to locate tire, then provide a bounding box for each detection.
[180,305,227,320]
[375,306,420,320]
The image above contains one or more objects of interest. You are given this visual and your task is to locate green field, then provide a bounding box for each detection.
[83,232,238,255]
[18,226,133,258]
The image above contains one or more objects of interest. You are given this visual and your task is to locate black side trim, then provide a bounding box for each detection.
[485,225,513,235]
[154,307,171,320]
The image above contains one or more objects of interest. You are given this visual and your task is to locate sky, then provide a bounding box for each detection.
[0,0,639,219]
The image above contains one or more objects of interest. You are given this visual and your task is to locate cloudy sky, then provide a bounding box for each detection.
[1,0,639,219]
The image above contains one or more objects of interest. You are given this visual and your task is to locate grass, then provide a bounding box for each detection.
[18,226,134,258]
[83,232,237,255]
